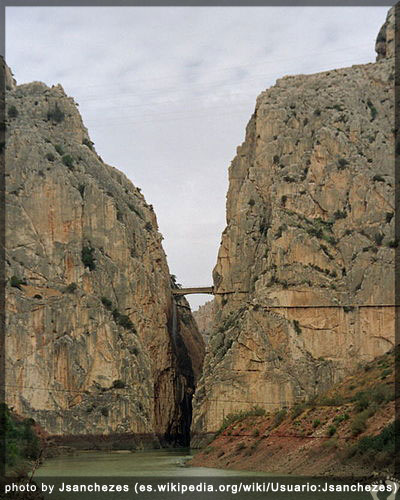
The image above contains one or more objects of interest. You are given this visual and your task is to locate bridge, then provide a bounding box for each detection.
[172,286,214,296]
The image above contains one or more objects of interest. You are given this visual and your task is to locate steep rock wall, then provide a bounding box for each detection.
[192,9,395,441]
[193,300,215,344]
[5,73,204,444]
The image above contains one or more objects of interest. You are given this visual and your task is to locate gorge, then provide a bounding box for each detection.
[3,5,397,473]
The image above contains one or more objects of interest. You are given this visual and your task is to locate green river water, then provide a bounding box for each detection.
[29,449,389,500]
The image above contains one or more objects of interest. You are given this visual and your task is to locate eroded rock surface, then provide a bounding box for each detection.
[5,73,204,445]
[193,300,215,344]
[192,12,395,441]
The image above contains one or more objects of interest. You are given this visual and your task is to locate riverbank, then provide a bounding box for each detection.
[190,349,397,478]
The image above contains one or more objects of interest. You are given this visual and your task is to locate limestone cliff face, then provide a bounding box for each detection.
[193,300,215,344]
[375,6,396,61]
[5,73,204,444]
[192,9,395,440]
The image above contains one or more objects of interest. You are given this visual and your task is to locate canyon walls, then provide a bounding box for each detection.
[192,8,396,442]
[193,300,215,344]
[5,68,204,445]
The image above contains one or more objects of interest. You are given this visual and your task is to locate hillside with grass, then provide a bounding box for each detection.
[191,347,398,477]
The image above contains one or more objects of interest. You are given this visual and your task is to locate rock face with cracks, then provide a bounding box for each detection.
[193,300,215,344]
[5,66,204,445]
[191,8,395,443]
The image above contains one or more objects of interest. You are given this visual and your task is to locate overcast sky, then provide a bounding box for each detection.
[6,6,388,310]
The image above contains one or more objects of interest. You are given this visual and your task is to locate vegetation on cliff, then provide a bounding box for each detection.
[191,348,398,476]
[1,404,41,475]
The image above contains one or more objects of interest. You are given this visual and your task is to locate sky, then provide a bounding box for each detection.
[6,6,389,310]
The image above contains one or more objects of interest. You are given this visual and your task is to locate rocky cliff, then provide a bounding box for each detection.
[192,8,396,442]
[193,300,215,344]
[5,66,204,445]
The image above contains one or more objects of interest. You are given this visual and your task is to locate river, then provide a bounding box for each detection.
[35,448,259,477]
[32,449,384,499]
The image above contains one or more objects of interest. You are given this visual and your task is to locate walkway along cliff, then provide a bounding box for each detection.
[4,62,205,447]
[191,7,396,445]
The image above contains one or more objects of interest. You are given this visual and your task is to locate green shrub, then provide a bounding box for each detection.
[8,105,19,118]
[293,320,302,335]
[101,297,113,310]
[273,409,287,427]
[291,403,307,420]
[217,406,266,435]
[333,210,347,220]
[353,391,370,412]
[10,275,27,289]
[374,232,384,246]
[307,227,323,239]
[82,138,94,150]
[333,413,349,424]
[373,175,385,182]
[252,428,260,437]
[145,222,152,231]
[351,410,371,436]
[1,404,41,468]
[46,152,55,162]
[64,282,77,293]
[62,154,74,170]
[380,368,392,379]
[283,175,296,183]
[112,308,136,333]
[101,407,109,417]
[385,212,394,223]
[328,425,337,436]
[371,384,394,403]
[312,419,321,428]
[348,422,397,465]
[116,207,124,222]
[112,379,126,389]
[320,394,344,406]
[78,184,85,197]
[337,158,349,169]
[387,239,399,248]
[367,100,377,121]
[323,235,338,246]
[54,144,64,155]
[81,245,96,270]
[259,219,269,235]
[47,104,65,123]
[118,314,136,332]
